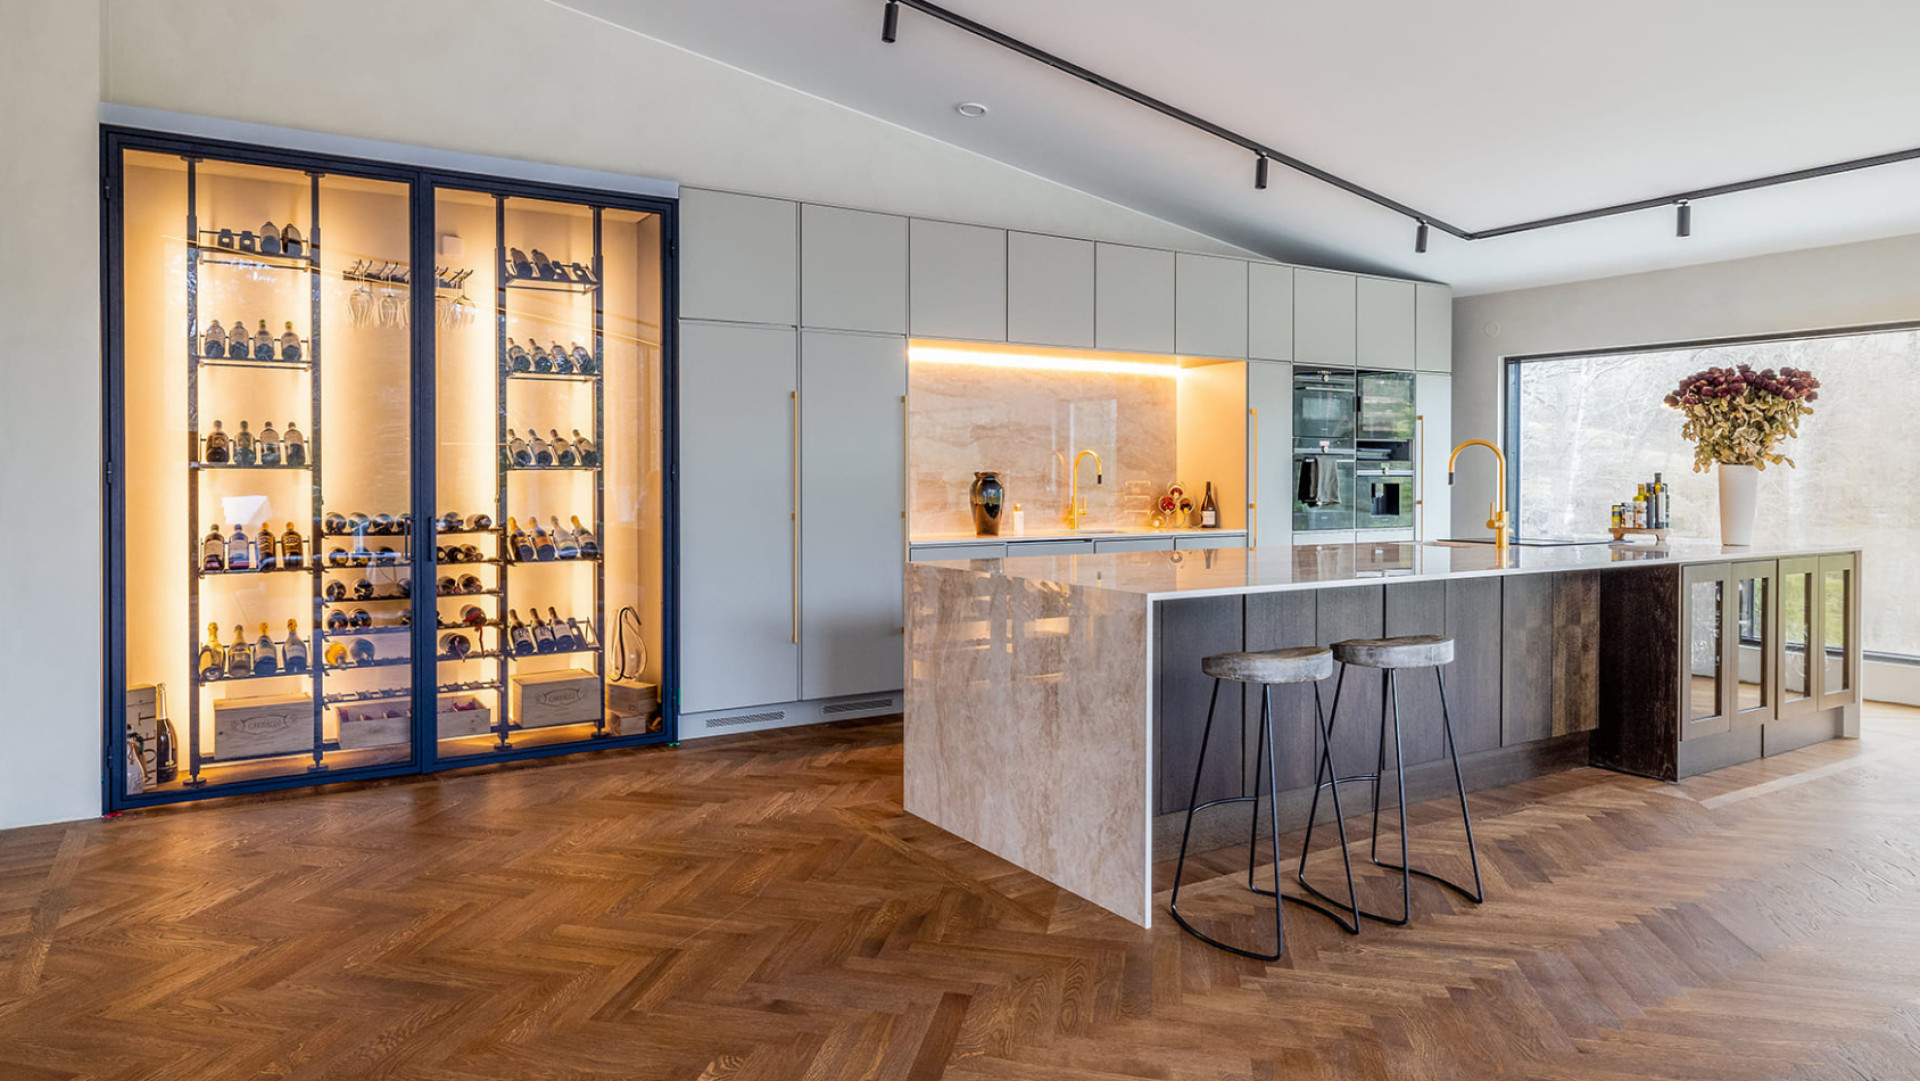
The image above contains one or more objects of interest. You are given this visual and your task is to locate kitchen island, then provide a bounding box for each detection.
[903,541,1863,926]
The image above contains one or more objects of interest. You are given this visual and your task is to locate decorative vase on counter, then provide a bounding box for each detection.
[969,472,1005,537]
[1717,462,1759,546]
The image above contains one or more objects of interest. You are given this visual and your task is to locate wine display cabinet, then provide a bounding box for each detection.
[104,129,677,810]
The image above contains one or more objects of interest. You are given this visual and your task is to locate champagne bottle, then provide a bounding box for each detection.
[154,713,178,783]
[203,320,226,358]
[530,609,557,653]
[284,421,306,466]
[258,420,281,466]
[234,420,257,466]
[281,523,304,569]
[531,431,555,467]
[228,319,250,358]
[253,623,278,676]
[283,619,308,673]
[226,625,252,678]
[507,429,531,466]
[349,638,375,666]
[507,338,531,372]
[202,525,226,573]
[552,428,577,467]
[570,515,599,558]
[280,321,301,362]
[547,606,575,651]
[226,524,252,572]
[323,641,348,668]
[507,517,535,562]
[507,609,536,656]
[532,519,556,561]
[198,623,225,682]
[572,429,598,467]
[550,515,579,559]
[253,319,274,361]
[1199,482,1219,529]
[204,419,230,464]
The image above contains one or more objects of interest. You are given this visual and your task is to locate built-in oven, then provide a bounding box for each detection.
[1293,368,1356,445]
[1357,371,1416,441]
[1293,452,1355,532]
[1354,465,1415,530]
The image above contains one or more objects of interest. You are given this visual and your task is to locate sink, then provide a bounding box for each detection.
[1435,537,1618,548]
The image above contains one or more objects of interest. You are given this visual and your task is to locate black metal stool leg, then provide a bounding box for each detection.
[1170,679,1285,961]
[1366,665,1486,909]
[1293,679,1360,934]
[1246,685,1268,893]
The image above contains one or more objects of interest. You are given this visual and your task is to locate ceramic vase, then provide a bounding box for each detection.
[970,472,1005,537]
[1718,462,1758,546]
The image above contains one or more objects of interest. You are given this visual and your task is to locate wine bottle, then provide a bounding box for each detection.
[508,429,531,466]
[326,546,350,568]
[350,608,373,629]
[259,221,280,256]
[1199,482,1219,529]
[284,421,306,466]
[257,528,278,571]
[570,515,599,558]
[531,342,554,373]
[203,320,226,358]
[202,525,226,573]
[226,524,252,572]
[507,517,535,562]
[253,623,278,676]
[441,632,472,660]
[530,609,557,653]
[459,604,487,628]
[153,713,178,783]
[550,515,579,559]
[572,429,598,467]
[226,625,252,678]
[572,615,596,648]
[566,615,588,651]
[280,223,304,257]
[283,619,308,673]
[547,606,575,651]
[532,519,556,561]
[326,609,349,631]
[465,512,493,531]
[507,609,536,656]
[572,343,595,376]
[349,638,375,666]
[458,574,483,594]
[258,420,281,466]
[280,321,301,362]
[198,623,225,682]
[551,340,574,375]
[281,522,304,569]
[507,338,531,372]
[530,431,554,467]
[228,319,250,358]
[370,513,396,536]
[234,420,256,466]
[552,428,577,467]
[458,544,483,563]
[352,578,374,600]
[204,419,231,464]
[253,319,274,361]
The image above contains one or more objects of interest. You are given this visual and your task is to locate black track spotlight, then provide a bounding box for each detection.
[1415,220,1429,253]
[1676,200,1692,238]
[1254,154,1268,190]
[882,0,900,43]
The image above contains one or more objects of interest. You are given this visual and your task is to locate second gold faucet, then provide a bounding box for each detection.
[1068,449,1103,530]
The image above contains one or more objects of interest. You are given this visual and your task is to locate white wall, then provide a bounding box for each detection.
[0,0,1255,830]
[0,0,104,829]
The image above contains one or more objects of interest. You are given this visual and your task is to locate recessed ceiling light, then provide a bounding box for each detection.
[955,102,989,118]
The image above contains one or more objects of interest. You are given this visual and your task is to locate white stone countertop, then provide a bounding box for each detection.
[910,526,1248,545]
[912,539,1863,600]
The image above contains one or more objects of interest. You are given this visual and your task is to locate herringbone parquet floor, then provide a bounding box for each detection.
[4,705,1920,1080]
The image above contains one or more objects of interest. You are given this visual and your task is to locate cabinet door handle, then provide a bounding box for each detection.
[1247,407,1258,548]
[1414,413,1425,541]
[791,390,800,645]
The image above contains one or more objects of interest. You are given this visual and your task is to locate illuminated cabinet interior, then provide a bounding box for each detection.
[108,131,675,807]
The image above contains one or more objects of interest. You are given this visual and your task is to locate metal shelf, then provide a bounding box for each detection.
[198,668,310,687]
[197,355,311,371]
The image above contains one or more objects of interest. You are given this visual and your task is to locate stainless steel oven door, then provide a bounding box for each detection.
[1355,471,1414,530]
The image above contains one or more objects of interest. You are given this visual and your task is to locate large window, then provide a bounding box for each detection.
[1510,327,1919,659]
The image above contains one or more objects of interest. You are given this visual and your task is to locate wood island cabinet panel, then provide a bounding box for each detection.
[1243,590,1319,792]
[1551,572,1603,736]
[1592,565,1682,781]
[1385,580,1448,766]
[1317,585,1385,782]
[1444,577,1504,755]
[1501,573,1556,746]
[1156,595,1245,815]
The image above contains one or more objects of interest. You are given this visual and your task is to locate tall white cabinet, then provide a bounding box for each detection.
[1247,361,1293,549]
[1416,372,1454,542]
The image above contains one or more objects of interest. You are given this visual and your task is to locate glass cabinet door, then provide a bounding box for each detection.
[1818,554,1857,709]
[1778,557,1817,719]
[1681,564,1730,739]
[1729,560,1774,727]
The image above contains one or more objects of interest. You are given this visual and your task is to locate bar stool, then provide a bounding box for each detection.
[1298,634,1484,926]
[1170,646,1360,961]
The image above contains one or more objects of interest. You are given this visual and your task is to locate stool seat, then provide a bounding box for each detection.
[1332,634,1454,669]
[1202,646,1334,685]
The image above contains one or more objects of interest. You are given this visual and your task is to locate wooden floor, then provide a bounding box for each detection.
[5,705,1920,1080]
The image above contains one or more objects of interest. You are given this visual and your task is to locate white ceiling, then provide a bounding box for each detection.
[561,0,1920,295]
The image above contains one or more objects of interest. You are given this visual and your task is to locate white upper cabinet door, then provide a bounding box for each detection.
[909,219,1006,341]
[1006,232,1095,348]
[1247,263,1295,361]
[1416,282,1453,372]
[678,322,800,713]
[1247,360,1293,549]
[1415,373,1453,541]
[1176,253,1249,359]
[1356,277,1416,370]
[1095,243,1176,354]
[679,189,798,326]
[801,204,907,334]
[800,331,908,700]
[1293,268,1357,366]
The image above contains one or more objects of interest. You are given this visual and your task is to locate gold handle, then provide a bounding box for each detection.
[791,390,800,645]
[1248,407,1258,547]
[1414,413,1425,541]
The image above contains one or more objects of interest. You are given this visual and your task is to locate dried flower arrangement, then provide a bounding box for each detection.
[1664,363,1820,471]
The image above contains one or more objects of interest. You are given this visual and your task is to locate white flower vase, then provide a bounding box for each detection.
[1718,463,1759,546]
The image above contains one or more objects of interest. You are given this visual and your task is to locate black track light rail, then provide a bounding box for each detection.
[881,0,1920,245]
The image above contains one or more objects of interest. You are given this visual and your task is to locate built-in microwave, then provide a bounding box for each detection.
[1354,466,1414,530]
[1357,371,1416,442]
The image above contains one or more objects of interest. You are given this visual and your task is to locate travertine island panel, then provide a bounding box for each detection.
[904,541,1863,926]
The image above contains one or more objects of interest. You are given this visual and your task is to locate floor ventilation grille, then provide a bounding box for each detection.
[708,710,786,728]
[823,698,895,715]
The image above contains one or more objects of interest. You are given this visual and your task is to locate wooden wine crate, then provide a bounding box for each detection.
[607,681,660,733]
[126,683,160,777]
[212,692,313,760]
[510,669,601,728]
[335,696,494,749]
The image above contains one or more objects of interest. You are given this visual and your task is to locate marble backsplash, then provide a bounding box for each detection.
[910,361,1179,536]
